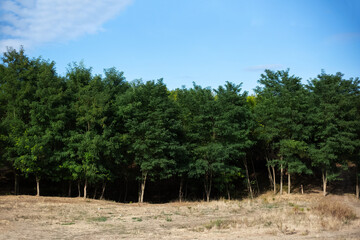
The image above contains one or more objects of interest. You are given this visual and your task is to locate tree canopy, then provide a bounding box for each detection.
[1,48,359,201]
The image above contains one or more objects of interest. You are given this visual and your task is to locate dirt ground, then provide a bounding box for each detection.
[0,192,359,240]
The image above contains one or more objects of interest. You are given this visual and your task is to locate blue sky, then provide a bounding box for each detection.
[1,0,359,93]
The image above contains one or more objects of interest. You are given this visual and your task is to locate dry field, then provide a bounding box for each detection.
[0,192,359,240]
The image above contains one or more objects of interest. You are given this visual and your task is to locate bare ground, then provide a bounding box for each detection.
[0,192,359,240]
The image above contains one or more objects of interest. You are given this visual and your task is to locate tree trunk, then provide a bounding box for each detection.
[68,180,72,197]
[267,164,274,189]
[93,185,98,199]
[77,180,81,197]
[84,178,88,199]
[14,171,19,195]
[272,166,276,194]
[100,182,106,200]
[139,172,147,203]
[322,170,327,196]
[36,176,40,196]
[243,157,253,199]
[226,183,231,200]
[301,184,304,194]
[204,172,212,202]
[356,163,359,199]
[251,156,260,195]
[288,172,291,194]
[179,178,184,202]
[266,157,274,190]
[280,163,283,195]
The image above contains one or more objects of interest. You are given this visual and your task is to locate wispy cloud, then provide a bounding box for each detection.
[244,64,283,72]
[0,0,133,52]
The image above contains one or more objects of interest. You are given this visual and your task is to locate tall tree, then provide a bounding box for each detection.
[117,79,183,203]
[15,58,66,196]
[101,67,129,199]
[0,48,37,194]
[63,62,107,199]
[255,70,310,194]
[214,82,253,199]
[307,72,359,196]
[176,84,218,202]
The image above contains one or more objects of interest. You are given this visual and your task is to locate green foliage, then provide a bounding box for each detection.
[307,72,359,180]
[255,69,311,177]
[1,47,359,201]
[117,79,183,182]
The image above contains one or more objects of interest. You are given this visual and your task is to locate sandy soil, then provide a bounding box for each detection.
[0,192,359,240]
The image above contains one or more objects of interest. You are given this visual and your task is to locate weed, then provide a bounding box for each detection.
[204,219,234,230]
[132,217,142,222]
[161,211,172,216]
[166,216,172,222]
[61,222,75,225]
[264,221,272,227]
[90,217,108,222]
[313,201,356,222]
[263,203,278,209]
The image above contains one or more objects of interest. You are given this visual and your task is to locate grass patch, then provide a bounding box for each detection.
[313,200,356,222]
[61,222,75,225]
[132,217,142,222]
[263,203,279,209]
[204,219,235,230]
[90,216,108,222]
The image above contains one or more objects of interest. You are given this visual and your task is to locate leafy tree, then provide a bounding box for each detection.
[176,84,217,202]
[0,47,37,194]
[307,72,359,196]
[177,83,252,202]
[100,67,129,199]
[117,79,183,203]
[255,70,310,194]
[63,62,107,198]
[213,82,253,199]
[353,79,360,199]
[14,58,66,196]
[168,89,189,202]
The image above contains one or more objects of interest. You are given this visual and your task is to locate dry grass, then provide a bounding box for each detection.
[313,200,357,222]
[0,193,359,239]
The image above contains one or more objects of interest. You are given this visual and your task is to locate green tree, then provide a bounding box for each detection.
[307,72,359,196]
[0,47,37,194]
[255,69,310,194]
[117,79,183,203]
[176,84,217,202]
[214,82,253,199]
[63,62,107,198]
[14,58,66,196]
[100,67,129,200]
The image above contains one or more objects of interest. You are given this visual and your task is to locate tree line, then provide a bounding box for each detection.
[0,48,359,202]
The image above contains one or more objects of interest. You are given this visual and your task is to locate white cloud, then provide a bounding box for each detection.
[244,64,283,72]
[0,0,133,52]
